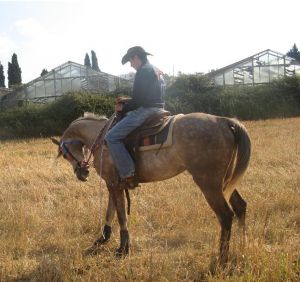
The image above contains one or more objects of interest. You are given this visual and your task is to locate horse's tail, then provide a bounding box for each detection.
[223,118,251,200]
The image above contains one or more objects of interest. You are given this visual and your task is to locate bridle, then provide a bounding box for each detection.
[59,112,116,174]
[60,140,89,172]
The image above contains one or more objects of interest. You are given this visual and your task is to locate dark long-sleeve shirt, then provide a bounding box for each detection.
[122,61,165,113]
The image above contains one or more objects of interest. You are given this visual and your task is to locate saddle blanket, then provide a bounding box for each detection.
[138,114,183,152]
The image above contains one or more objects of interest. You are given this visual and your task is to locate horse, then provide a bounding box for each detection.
[51,111,251,265]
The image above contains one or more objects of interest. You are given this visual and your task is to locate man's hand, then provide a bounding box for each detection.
[115,103,123,112]
[115,96,131,104]
[114,96,131,112]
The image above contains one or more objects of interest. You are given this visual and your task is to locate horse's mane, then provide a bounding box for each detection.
[83,112,108,121]
[69,112,108,126]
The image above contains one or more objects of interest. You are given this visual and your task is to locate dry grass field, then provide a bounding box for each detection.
[0,117,299,281]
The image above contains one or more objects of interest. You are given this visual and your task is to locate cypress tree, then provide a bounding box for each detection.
[8,53,22,88]
[84,53,91,67]
[287,44,300,61]
[0,62,5,87]
[41,69,48,76]
[7,62,13,88]
[91,50,100,72]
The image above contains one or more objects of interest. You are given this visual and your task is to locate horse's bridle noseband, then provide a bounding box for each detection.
[60,140,89,171]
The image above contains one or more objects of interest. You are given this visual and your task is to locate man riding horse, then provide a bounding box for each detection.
[52,47,251,265]
[105,46,166,189]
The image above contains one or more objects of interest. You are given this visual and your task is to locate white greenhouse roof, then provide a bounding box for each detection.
[208,49,300,86]
[0,61,131,108]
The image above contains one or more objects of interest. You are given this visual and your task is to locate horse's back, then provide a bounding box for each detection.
[172,113,239,173]
[173,112,236,148]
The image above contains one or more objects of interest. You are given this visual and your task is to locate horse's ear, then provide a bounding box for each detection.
[51,137,60,146]
[50,137,63,158]
[56,150,63,159]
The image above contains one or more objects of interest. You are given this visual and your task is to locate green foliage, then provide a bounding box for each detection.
[8,53,22,88]
[0,62,5,87]
[0,92,115,139]
[0,75,300,139]
[110,86,131,97]
[165,74,218,114]
[166,74,213,98]
[165,74,300,120]
[218,77,300,119]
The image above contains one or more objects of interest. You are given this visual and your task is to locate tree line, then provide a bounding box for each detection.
[0,50,101,88]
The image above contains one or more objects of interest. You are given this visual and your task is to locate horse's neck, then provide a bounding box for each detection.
[74,119,107,149]
[91,121,108,148]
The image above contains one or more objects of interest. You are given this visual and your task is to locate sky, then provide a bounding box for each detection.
[0,0,299,85]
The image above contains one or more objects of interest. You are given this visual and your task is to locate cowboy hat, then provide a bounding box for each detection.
[121,46,152,65]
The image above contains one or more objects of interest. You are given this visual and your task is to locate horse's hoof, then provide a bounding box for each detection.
[84,245,100,256]
[115,247,129,258]
[115,230,130,258]
[89,225,112,247]
[208,256,218,275]
[84,237,109,256]
[93,236,108,245]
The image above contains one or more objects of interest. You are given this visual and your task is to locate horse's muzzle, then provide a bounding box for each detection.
[75,164,89,182]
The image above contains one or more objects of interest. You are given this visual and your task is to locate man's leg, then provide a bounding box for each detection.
[105,107,162,179]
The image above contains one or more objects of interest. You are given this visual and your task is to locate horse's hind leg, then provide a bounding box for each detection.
[193,176,234,265]
[229,189,247,245]
[229,190,246,228]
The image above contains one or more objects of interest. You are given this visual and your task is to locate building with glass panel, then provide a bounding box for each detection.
[208,49,300,87]
[0,61,132,109]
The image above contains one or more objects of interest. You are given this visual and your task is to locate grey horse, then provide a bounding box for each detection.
[52,112,251,265]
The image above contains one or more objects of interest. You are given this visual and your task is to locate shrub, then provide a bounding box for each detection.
[0,92,115,139]
[0,76,299,139]
[165,75,300,120]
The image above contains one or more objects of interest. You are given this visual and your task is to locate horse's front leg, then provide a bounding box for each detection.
[93,190,116,246]
[110,187,129,257]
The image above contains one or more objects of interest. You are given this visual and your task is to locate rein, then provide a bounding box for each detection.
[86,112,117,164]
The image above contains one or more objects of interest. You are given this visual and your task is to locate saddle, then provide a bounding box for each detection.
[112,98,172,145]
[124,110,172,148]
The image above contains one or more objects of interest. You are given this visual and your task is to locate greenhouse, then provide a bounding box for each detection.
[208,49,300,87]
[0,61,132,109]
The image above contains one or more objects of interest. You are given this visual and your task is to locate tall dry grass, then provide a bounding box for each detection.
[0,117,299,281]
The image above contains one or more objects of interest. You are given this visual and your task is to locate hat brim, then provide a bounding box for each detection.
[121,54,131,65]
[121,51,152,65]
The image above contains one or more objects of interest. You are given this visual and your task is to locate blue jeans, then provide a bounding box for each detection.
[105,107,163,178]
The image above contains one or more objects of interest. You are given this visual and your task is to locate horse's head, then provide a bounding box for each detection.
[51,113,109,182]
[51,137,90,182]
